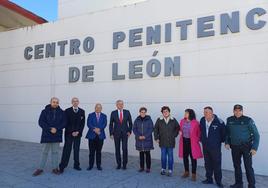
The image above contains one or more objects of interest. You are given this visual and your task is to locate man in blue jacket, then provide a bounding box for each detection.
[109,100,133,170]
[200,106,225,188]
[86,103,107,171]
[33,97,66,176]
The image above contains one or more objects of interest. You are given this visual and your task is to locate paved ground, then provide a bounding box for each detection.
[0,139,267,188]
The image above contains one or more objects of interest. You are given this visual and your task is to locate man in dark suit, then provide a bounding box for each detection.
[86,103,107,171]
[59,97,85,173]
[109,100,133,170]
[200,106,226,188]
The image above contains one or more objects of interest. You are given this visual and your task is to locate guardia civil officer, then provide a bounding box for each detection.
[225,105,260,188]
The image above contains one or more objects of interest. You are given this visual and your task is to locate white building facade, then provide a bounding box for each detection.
[0,0,268,175]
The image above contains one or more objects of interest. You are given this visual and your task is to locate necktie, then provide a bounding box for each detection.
[97,113,100,123]
[119,110,123,124]
[74,108,78,113]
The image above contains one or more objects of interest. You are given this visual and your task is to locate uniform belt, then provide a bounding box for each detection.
[232,141,251,147]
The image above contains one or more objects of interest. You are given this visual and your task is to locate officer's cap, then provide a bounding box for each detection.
[233,104,243,110]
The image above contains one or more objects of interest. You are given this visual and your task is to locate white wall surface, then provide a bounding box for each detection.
[58,0,148,19]
[0,0,268,175]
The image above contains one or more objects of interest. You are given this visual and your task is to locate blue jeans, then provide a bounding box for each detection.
[161,147,174,170]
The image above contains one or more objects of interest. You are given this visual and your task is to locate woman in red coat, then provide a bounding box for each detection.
[178,109,203,181]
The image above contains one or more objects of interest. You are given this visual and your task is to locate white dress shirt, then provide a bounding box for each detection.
[73,106,79,113]
[118,109,123,119]
[205,118,214,137]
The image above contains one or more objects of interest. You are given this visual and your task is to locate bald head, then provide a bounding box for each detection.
[95,103,102,113]
[71,97,79,108]
[50,97,59,108]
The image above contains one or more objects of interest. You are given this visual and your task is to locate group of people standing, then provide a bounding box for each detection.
[32,97,260,188]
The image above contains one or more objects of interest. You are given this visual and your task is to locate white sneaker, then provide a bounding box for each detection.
[167,170,172,177]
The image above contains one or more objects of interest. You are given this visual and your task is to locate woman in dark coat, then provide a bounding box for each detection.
[154,106,180,177]
[133,107,154,173]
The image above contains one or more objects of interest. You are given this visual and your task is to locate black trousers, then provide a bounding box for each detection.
[231,144,255,188]
[139,151,151,169]
[88,136,104,168]
[114,132,128,167]
[203,147,222,184]
[59,135,81,170]
[183,137,197,174]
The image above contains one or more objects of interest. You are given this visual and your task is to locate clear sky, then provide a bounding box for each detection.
[10,0,58,21]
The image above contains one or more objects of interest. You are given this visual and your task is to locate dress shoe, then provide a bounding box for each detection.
[74,166,82,171]
[87,166,93,171]
[217,183,224,188]
[230,183,243,188]
[138,168,144,172]
[97,166,103,171]
[32,169,43,177]
[116,165,121,170]
[202,179,213,184]
[52,168,60,175]
[59,168,64,174]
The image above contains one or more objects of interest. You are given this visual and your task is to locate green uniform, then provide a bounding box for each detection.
[225,115,260,150]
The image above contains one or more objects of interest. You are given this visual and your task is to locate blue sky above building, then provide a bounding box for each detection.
[10,0,57,21]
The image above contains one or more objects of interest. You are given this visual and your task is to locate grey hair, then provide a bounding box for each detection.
[116,99,124,104]
[71,97,79,102]
[95,103,102,108]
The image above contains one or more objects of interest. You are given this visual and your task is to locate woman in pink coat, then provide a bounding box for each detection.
[178,109,203,181]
